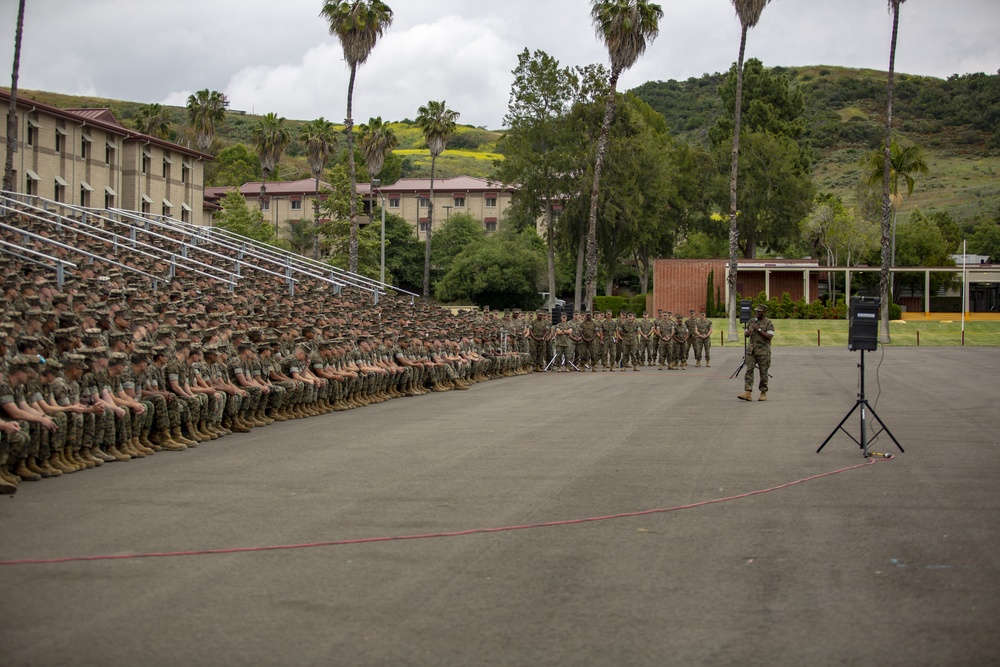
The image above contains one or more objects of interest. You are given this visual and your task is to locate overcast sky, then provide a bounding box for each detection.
[3,0,998,130]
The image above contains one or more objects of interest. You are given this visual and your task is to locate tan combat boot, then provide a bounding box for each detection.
[0,467,19,493]
[15,459,42,481]
[758,392,767,402]
[737,390,753,401]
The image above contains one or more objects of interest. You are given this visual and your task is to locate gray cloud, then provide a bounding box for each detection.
[3,0,997,130]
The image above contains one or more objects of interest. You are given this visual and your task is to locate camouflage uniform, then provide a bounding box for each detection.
[744,313,774,394]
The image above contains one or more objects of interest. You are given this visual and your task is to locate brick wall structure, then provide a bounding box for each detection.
[652,258,822,315]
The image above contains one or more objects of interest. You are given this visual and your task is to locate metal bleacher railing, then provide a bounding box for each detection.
[112,209,419,304]
[0,192,170,289]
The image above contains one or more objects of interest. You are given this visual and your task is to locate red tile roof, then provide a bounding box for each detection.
[0,90,212,160]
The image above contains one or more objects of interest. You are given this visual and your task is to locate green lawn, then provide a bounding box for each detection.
[709,319,1000,347]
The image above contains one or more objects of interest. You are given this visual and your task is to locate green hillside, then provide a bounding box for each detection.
[13,65,1000,222]
[631,65,1000,221]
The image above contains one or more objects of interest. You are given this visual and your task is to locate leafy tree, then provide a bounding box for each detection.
[712,129,814,258]
[285,219,317,256]
[186,89,228,151]
[358,116,398,182]
[205,144,261,187]
[135,103,171,139]
[320,0,394,275]
[315,164,379,277]
[2,0,26,192]
[436,229,545,310]
[585,0,663,312]
[723,0,772,341]
[969,219,1000,262]
[674,230,729,259]
[251,112,291,208]
[494,48,578,310]
[416,99,460,298]
[380,209,424,293]
[214,190,279,245]
[299,117,338,258]
[894,208,955,295]
[709,59,813,259]
[431,212,486,282]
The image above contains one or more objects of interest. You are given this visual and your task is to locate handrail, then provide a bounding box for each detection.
[0,238,77,289]
[108,209,340,297]
[0,218,162,289]
[1,194,240,290]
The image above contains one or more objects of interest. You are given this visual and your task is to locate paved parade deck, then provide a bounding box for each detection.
[2,347,998,666]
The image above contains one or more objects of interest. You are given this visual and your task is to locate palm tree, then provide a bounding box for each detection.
[358,116,398,180]
[320,0,394,274]
[416,100,460,298]
[3,0,26,193]
[250,112,291,232]
[725,0,771,342]
[877,0,908,343]
[299,117,338,258]
[864,139,928,300]
[186,89,228,151]
[584,0,663,311]
[135,103,171,139]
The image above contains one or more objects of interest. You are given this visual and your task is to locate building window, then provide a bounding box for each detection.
[162,202,171,217]
[26,125,35,147]
[81,137,90,159]
[388,197,400,208]
[181,208,191,223]
[260,198,270,211]
[141,153,151,174]
[55,130,63,153]
[80,185,91,208]
[418,197,430,208]
[485,220,497,232]
[454,197,465,208]
[419,221,430,233]
[181,162,190,184]
[141,200,151,214]
[105,191,115,209]
[485,196,498,208]
[105,143,115,165]
[54,180,65,203]
[291,199,302,211]
[162,159,170,179]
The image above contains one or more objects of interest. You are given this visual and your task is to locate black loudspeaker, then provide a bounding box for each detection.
[848,297,879,352]
[739,300,752,325]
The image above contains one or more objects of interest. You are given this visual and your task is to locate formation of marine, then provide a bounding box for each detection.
[521,308,714,372]
[0,217,533,495]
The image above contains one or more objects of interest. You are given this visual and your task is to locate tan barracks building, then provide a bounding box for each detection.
[366,176,514,240]
[1,91,212,225]
[206,175,516,240]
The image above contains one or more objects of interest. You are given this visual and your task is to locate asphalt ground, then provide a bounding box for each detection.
[1,346,998,667]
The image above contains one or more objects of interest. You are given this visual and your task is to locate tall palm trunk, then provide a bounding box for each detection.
[313,174,321,259]
[423,154,436,298]
[575,232,585,311]
[726,24,749,343]
[545,194,556,311]
[3,0,26,193]
[346,63,359,274]
[583,68,621,313]
[879,3,902,343]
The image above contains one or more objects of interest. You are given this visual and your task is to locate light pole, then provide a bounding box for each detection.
[372,178,385,286]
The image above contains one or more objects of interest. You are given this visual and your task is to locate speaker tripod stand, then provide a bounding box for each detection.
[544,351,580,372]
[729,326,748,379]
[817,349,904,458]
